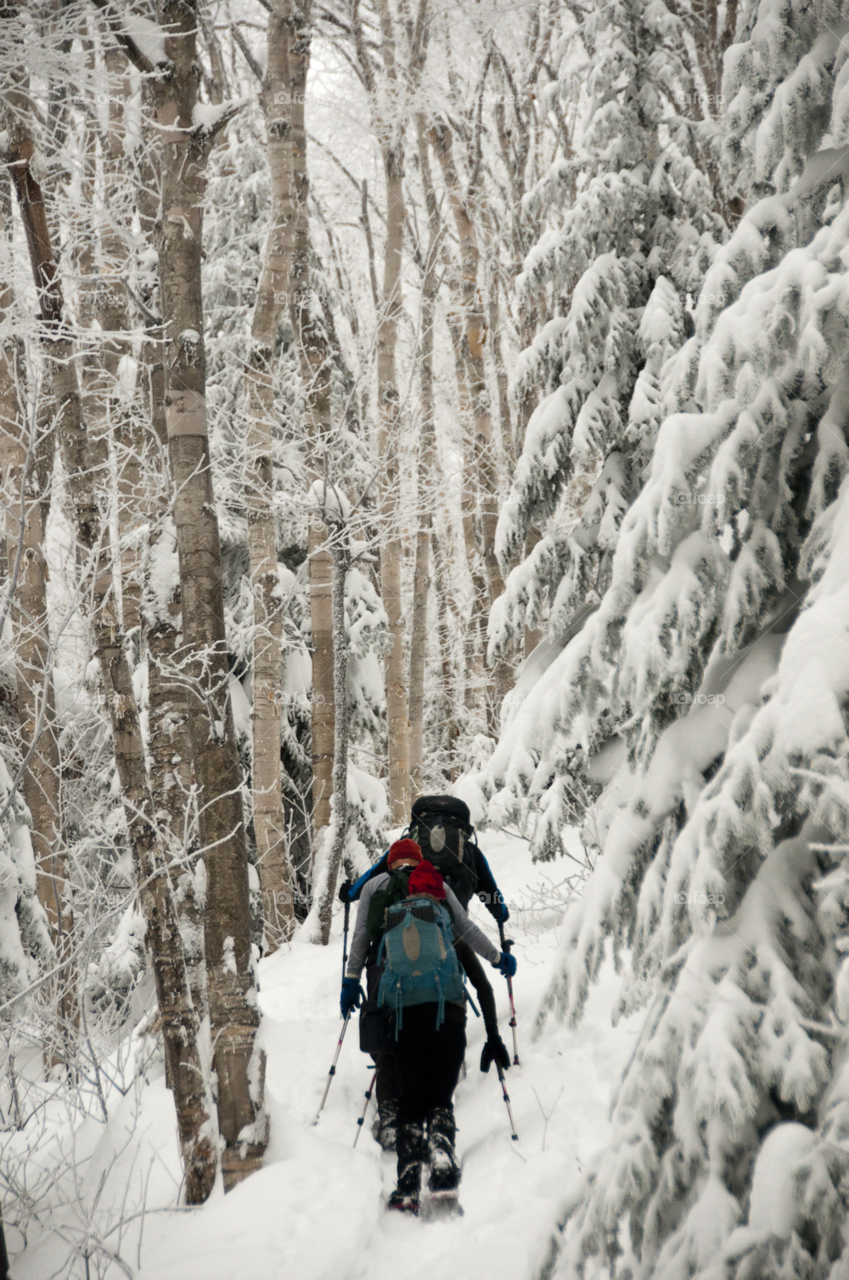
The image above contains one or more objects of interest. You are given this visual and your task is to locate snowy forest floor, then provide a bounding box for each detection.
[10,833,640,1280]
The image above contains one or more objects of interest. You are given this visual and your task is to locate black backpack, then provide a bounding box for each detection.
[407,795,478,908]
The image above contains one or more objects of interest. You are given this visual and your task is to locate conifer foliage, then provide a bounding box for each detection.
[489,0,728,694]
[473,2,849,1276]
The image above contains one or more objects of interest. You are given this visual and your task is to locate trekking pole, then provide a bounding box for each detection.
[495,1061,519,1141]
[353,1055,383,1148]
[353,1049,386,1152]
[314,1012,351,1125]
[498,924,520,1066]
[341,899,351,988]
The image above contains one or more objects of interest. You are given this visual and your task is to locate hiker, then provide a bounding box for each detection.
[339,794,509,923]
[340,839,517,1214]
[340,796,511,1151]
[363,934,511,1153]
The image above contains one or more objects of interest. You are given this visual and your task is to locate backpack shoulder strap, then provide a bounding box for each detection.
[365,868,413,942]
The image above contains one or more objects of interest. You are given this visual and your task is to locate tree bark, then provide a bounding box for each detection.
[314,507,349,944]
[309,520,335,832]
[134,110,207,1019]
[6,115,216,1204]
[145,0,265,1190]
[104,47,146,639]
[144,517,206,1019]
[437,294,485,728]
[244,0,298,951]
[372,0,410,826]
[431,531,458,780]
[430,122,512,719]
[0,214,70,1068]
[285,0,338,851]
[409,116,441,797]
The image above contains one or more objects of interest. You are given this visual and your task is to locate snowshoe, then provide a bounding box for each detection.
[421,1189,463,1221]
[387,1189,420,1215]
[386,1120,424,1217]
[426,1106,461,1193]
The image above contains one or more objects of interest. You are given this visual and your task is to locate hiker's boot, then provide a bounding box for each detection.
[387,1121,424,1213]
[427,1106,460,1192]
[374,1099,398,1152]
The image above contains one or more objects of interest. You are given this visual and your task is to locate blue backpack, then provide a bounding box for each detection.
[376,896,465,1035]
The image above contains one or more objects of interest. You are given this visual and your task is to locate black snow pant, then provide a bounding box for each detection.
[366,943,491,1110]
[376,1047,402,1106]
[362,964,402,1105]
[394,1003,467,1127]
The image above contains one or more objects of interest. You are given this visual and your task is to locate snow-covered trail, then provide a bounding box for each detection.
[12,835,639,1280]
[136,835,638,1280]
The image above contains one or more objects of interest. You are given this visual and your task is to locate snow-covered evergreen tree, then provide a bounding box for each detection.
[474,4,849,1276]
[476,0,740,853]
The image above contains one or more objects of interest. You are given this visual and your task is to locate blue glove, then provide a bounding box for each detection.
[497,951,517,979]
[495,899,510,924]
[340,977,365,1018]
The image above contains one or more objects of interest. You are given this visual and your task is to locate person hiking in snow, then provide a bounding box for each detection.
[363,931,511,1153]
[339,795,509,923]
[340,839,517,1215]
[340,796,512,1152]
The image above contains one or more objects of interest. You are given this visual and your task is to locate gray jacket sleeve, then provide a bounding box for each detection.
[444,886,500,965]
[345,874,385,980]
[345,877,500,980]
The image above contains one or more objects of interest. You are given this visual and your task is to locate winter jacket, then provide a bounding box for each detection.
[346,871,500,1009]
[454,939,498,1036]
[346,841,507,920]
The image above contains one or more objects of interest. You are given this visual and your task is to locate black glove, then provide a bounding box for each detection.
[338,878,354,905]
[480,1034,511,1074]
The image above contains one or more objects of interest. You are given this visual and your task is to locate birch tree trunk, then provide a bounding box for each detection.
[144,0,266,1189]
[135,121,206,1017]
[103,48,146,639]
[244,0,297,951]
[309,525,335,834]
[285,0,337,850]
[144,517,206,1018]
[440,300,485,724]
[430,122,512,717]
[0,213,70,1067]
[350,0,430,818]
[371,0,410,825]
[6,112,217,1205]
[488,282,513,470]
[409,116,441,796]
[432,531,459,779]
[314,508,349,944]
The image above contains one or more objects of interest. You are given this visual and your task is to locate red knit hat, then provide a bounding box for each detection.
[387,838,423,868]
[408,860,446,900]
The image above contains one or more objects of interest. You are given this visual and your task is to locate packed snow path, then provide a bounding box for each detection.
[13,835,639,1280]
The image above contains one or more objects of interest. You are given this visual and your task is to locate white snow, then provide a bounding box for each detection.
[142,517,181,628]
[309,478,352,521]
[222,935,238,976]
[191,100,249,135]
[123,15,169,68]
[8,833,640,1280]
